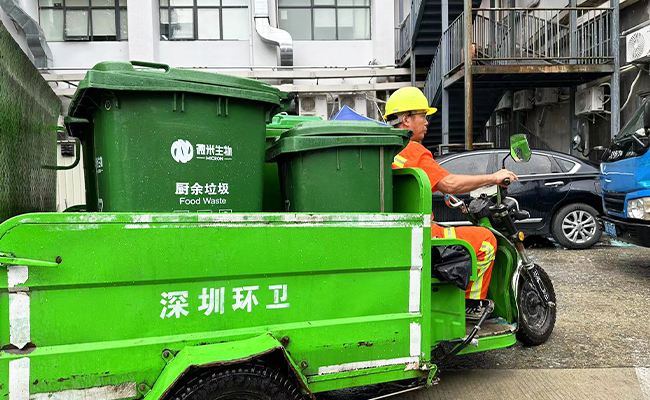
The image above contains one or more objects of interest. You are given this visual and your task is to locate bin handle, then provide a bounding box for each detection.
[131,60,171,73]
[42,136,82,171]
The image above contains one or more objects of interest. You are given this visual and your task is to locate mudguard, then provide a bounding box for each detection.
[145,333,309,399]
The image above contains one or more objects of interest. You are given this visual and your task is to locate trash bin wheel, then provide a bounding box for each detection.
[169,363,304,400]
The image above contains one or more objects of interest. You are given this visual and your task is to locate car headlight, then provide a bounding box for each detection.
[627,197,650,220]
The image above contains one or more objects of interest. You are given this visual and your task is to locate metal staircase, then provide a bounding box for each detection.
[398,5,617,149]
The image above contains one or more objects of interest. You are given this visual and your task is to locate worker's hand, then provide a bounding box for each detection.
[491,169,518,187]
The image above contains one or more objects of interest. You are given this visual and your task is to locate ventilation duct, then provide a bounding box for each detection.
[254,0,292,67]
[0,0,52,68]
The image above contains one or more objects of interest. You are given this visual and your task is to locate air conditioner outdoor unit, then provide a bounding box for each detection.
[495,91,512,111]
[299,95,328,119]
[575,86,605,115]
[535,88,558,106]
[626,26,650,63]
[338,94,368,117]
[513,90,534,111]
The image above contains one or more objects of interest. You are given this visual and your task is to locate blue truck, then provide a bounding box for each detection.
[599,99,650,246]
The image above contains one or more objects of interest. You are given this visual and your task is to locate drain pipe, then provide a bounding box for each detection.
[254,0,293,67]
[0,0,52,68]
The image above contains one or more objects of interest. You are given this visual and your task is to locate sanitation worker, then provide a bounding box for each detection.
[385,87,518,318]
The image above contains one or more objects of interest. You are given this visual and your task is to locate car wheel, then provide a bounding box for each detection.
[551,203,601,249]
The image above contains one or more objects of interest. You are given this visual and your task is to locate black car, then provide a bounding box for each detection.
[432,149,603,249]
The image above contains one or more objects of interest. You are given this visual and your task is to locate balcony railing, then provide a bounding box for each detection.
[395,14,412,64]
[423,7,615,106]
[443,13,465,75]
[472,8,614,64]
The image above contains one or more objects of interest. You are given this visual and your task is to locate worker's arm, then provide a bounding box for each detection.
[435,169,518,194]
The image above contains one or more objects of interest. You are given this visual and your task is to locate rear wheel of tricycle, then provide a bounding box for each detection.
[516,265,556,346]
[169,363,304,400]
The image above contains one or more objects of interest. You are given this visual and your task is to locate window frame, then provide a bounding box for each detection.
[159,0,250,41]
[497,151,560,177]
[438,152,496,175]
[277,0,372,41]
[39,0,127,42]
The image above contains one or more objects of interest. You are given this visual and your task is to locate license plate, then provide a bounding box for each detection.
[604,221,617,238]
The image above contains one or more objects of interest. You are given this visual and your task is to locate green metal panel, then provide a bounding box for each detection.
[0,202,431,397]
[487,232,518,322]
[457,332,517,355]
[0,20,60,223]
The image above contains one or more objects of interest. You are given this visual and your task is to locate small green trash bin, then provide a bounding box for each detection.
[263,114,322,211]
[66,61,289,213]
[266,121,411,213]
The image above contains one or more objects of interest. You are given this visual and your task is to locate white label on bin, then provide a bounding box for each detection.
[171,139,233,163]
[176,181,229,206]
[171,139,194,163]
[96,156,103,173]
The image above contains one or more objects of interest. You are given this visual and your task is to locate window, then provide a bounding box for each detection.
[278,0,370,40]
[504,153,554,175]
[441,154,492,175]
[555,157,577,173]
[39,0,128,42]
[159,0,250,41]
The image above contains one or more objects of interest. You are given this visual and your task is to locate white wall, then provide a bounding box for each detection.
[56,142,86,212]
[159,41,254,67]
[48,42,129,68]
[26,0,393,69]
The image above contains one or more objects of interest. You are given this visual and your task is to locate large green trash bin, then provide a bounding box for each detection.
[266,121,410,212]
[263,114,322,211]
[66,61,289,213]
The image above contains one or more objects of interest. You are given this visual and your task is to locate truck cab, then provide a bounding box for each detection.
[600,98,650,246]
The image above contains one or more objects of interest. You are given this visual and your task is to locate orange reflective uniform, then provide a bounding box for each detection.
[392,142,496,300]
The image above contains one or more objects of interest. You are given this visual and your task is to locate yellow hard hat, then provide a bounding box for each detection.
[383,87,437,120]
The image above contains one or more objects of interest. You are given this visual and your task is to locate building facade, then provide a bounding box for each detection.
[21,0,394,69]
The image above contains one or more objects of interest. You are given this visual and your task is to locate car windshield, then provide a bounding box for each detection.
[605,98,650,162]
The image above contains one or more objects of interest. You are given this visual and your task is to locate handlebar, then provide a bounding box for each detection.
[502,178,511,186]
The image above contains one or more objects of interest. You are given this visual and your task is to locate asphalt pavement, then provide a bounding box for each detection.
[322,240,650,400]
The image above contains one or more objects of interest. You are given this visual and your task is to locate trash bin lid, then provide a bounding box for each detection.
[267,114,323,130]
[266,134,411,162]
[279,120,411,139]
[69,61,288,115]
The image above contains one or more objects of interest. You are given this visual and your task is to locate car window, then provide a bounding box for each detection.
[555,157,577,172]
[440,154,492,175]
[503,153,554,175]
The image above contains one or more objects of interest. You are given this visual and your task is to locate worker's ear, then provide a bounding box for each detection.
[400,114,409,127]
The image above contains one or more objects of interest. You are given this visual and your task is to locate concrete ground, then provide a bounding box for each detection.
[322,241,650,400]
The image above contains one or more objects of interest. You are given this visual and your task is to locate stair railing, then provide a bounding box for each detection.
[395,13,412,64]
[472,8,613,64]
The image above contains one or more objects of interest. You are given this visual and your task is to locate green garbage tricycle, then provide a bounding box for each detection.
[0,127,555,399]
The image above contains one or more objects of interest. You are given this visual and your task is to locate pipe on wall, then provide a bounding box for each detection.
[254,0,293,67]
[0,0,52,68]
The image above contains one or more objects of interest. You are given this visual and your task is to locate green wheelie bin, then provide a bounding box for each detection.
[66,61,288,213]
[263,114,322,211]
[266,120,410,212]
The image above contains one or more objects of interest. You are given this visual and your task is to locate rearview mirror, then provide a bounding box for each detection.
[571,134,584,152]
[510,134,531,163]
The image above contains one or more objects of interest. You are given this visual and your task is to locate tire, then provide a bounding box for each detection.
[516,265,556,346]
[551,203,601,249]
[169,363,304,400]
